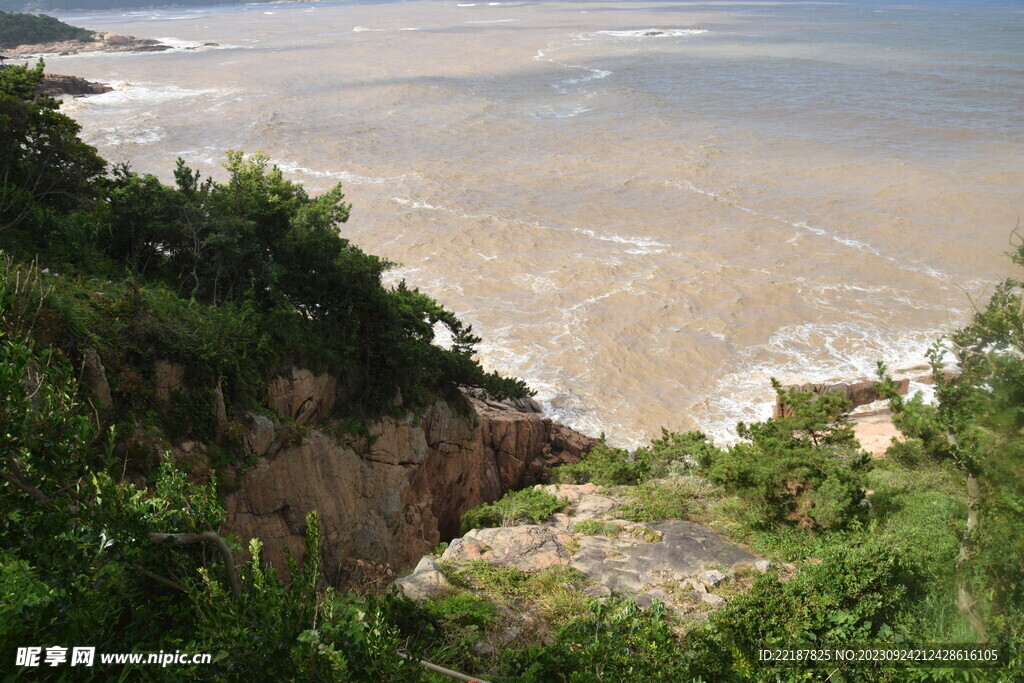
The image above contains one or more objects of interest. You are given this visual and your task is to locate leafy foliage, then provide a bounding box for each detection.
[461,488,566,532]
[0,60,105,233]
[702,380,871,530]
[551,440,649,486]
[0,12,94,49]
[876,237,1024,649]
[613,478,707,522]
[0,60,531,465]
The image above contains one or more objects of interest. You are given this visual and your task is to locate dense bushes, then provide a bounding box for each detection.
[551,440,649,486]
[0,12,94,49]
[461,488,566,532]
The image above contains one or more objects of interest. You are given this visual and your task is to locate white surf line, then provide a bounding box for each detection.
[390,195,667,254]
[668,180,948,281]
[533,34,612,96]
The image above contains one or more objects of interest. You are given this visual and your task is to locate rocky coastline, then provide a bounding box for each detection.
[3,31,174,57]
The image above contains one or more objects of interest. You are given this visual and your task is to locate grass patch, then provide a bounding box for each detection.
[572,519,620,537]
[441,561,532,602]
[460,488,566,532]
[613,478,709,522]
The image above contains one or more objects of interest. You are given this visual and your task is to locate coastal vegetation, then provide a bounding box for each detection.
[1,55,1021,681]
[0,11,94,49]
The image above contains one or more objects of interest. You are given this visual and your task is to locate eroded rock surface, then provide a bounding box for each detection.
[225,397,595,582]
[417,482,766,612]
[443,526,573,572]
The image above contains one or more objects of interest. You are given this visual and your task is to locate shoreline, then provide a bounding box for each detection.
[1,31,217,59]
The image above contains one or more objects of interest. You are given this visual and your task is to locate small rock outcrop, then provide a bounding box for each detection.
[38,74,112,97]
[774,378,909,418]
[442,526,573,572]
[395,557,450,601]
[37,74,111,96]
[153,361,184,407]
[81,348,112,408]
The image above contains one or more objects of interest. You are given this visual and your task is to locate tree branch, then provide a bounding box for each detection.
[2,452,53,507]
[148,531,241,596]
[131,563,188,594]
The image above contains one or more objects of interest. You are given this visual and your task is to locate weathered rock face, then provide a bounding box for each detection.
[153,361,185,407]
[265,367,338,425]
[81,348,112,408]
[406,481,772,613]
[224,397,596,583]
[442,526,574,572]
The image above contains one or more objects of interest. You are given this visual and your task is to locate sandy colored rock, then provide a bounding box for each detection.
[852,412,904,458]
[701,593,727,608]
[442,526,573,572]
[698,569,727,588]
[213,379,229,442]
[538,483,598,506]
[153,361,184,407]
[244,414,276,457]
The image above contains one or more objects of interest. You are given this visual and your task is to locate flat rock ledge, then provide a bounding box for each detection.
[397,482,782,614]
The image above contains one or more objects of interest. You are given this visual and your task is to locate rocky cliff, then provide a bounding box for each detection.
[220,371,595,584]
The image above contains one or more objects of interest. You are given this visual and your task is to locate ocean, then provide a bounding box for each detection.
[45,0,1024,445]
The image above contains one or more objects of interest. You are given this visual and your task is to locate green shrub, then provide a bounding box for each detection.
[494,598,687,681]
[0,12,94,49]
[551,441,649,486]
[424,593,497,630]
[684,540,913,678]
[443,561,533,602]
[634,429,722,477]
[460,488,566,532]
[703,381,871,530]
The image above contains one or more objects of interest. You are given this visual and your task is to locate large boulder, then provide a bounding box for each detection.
[395,557,451,601]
